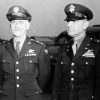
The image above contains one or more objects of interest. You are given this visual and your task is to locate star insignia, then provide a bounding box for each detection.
[13,7,19,13]
[69,5,75,12]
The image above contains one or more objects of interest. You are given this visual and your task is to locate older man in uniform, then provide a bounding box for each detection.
[0,5,51,100]
[52,3,100,100]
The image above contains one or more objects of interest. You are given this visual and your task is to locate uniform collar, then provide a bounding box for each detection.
[73,33,86,49]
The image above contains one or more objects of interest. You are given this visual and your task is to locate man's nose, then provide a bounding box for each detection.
[15,22,19,27]
[67,21,73,27]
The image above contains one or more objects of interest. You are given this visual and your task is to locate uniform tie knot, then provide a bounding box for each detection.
[72,41,78,55]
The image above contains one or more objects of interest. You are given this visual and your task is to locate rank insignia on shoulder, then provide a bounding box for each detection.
[0,40,7,44]
[36,40,45,46]
[29,39,45,46]
[90,37,100,43]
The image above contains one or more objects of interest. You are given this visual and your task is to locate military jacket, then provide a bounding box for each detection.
[52,35,100,100]
[0,37,51,100]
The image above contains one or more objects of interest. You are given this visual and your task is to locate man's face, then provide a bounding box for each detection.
[10,20,30,37]
[66,19,89,37]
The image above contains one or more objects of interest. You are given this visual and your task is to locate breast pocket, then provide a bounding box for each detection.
[79,57,95,67]
[24,81,42,96]
[79,57,95,77]
[60,58,71,74]
[24,57,38,73]
[0,58,12,72]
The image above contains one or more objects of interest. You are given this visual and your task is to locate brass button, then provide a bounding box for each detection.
[29,60,32,63]
[71,78,74,81]
[16,61,19,64]
[86,62,88,64]
[16,69,19,72]
[71,70,74,74]
[16,84,20,87]
[16,76,20,79]
[71,62,74,66]
[61,62,63,64]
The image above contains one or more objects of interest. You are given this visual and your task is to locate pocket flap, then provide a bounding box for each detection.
[24,81,42,96]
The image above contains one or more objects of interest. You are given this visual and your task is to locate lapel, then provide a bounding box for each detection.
[65,39,74,60]
[17,37,31,60]
[5,38,18,58]
[73,35,91,60]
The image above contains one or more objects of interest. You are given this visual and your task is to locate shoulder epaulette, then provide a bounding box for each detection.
[0,40,8,45]
[90,37,100,44]
[30,38,46,46]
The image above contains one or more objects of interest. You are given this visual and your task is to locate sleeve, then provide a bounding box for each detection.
[37,45,51,90]
[0,45,3,92]
[95,47,100,100]
[52,48,62,100]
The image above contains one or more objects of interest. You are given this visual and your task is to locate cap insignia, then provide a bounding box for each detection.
[13,7,19,13]
[69,5,75,12]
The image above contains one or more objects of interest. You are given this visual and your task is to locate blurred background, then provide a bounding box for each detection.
[0,0,100,40]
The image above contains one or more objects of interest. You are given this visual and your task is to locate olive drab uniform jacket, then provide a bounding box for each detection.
[52,35,100,100]
[0,37,51,100]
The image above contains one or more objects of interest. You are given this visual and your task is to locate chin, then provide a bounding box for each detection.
[68,33,74,37]
[13,34,22,37]
[13,31,22,35]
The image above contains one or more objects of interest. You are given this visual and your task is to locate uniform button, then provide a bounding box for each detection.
[3,60,6,62]
[86,62,88,64]
[71,78,74,81]
[71,70,74,74]
[91,96,94,99]
[85,47,88,49]
[16,84,20,87]
[67,49,69,51]
[61,61,63,64]
[35,92,39,94]
[16,69,19,72]
[16,61,19,64]
[71,62,74,66]
[16,76,20,79]
[29,60,32,63]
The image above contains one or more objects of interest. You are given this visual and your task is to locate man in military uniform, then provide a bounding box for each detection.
[52,3,100,100]
[0,5,51,100]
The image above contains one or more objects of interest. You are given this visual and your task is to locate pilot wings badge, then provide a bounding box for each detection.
[82,49,95,58]
[25,49,36,56]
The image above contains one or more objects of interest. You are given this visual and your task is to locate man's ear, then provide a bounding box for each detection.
[26,22,30,30]
[10,24,11,28]
[83,20,89,29]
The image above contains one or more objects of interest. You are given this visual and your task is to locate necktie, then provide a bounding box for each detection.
[16,41,20,55]
[72,42,78,55]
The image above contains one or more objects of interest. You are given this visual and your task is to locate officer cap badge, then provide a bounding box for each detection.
[13,7,19,13]
[69,5,75,12]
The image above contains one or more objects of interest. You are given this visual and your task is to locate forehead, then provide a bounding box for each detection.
[67,19,86,23]
[11,20,29,23]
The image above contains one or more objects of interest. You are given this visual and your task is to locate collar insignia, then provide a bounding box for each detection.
[44,49,48,54]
